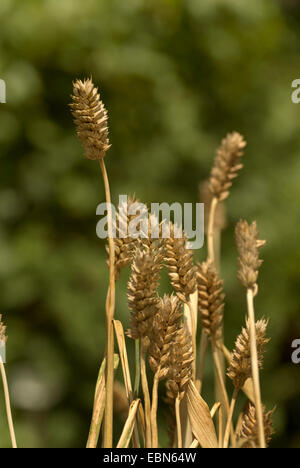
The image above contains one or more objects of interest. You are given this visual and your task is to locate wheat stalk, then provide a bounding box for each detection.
[235,219,266,448]
[70,78,115,447]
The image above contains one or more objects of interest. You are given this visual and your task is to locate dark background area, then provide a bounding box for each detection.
[0,0,300,448]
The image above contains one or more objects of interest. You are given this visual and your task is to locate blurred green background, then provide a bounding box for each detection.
[0,0,300,448]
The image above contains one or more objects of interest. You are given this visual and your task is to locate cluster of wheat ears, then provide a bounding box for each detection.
[0,78,274,449]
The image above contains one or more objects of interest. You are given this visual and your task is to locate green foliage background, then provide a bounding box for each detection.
[0,0,300,448]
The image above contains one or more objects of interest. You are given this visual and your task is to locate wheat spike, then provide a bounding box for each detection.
[197,260,225,341]
[106,196,139,280]
[235,220,266,290]
[127,241,163,340]
[209,132,246,202]
[239,403,274,448]
[165,325,194,401]
[70,78,110,160]
[0,315,7,343]
[164,223,197,303]
[227,319,269,390]
[149,294,183,380]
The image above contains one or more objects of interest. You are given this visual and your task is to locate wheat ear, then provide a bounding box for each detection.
[164,223,197,380]
[207,132,246,263]
[70,78,115,447]
[127,241,163,447]
[235,219,266,448]
[223,319,269,448]
[238,404,274,448]
[165,325,194,448]
[197,260,225,343]
[164,223,197,304]
[196,259,231,442]
[106,196,139,280]
[127,241,163,340]
[148,294,182,447]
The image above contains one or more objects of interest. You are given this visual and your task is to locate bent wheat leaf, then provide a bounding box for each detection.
[114,320,140,448]
[86,354,119,448]
[210,402,221,419]
[114,320,133,402]
[189,439,199,448]
[186,381,218,448]
[117,399,141,448]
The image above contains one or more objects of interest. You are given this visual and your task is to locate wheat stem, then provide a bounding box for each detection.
[207,197,218,263]
[211,342,229,415]
[223,387,238,448]
[246,288,266,448]
[150,369,160,448]
[218,406,223,449]
[0,358,17,448]
[99,159,116,448]
[195,330,208,393]
[187,301,197,381]
[134,339,140,397]
[175,396,182,449]
[140,338,152,448]
[212,341,236,447]
[206,196,227,435]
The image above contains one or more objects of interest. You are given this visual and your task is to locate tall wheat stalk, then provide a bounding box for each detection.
[235,220,267,448]
[70,78,115,447]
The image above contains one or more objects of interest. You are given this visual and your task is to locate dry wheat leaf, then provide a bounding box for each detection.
[210,402,221,419]
[189,439,199,448]
[86,357,107,448]
[187,381,218,448]
[114,320,133,402]
[86,354,120,448]
[242,378,255,404]
[117,399,140,448]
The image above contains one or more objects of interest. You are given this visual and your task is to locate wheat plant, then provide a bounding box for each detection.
[68,78,273,449]
[0,77,274,449]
